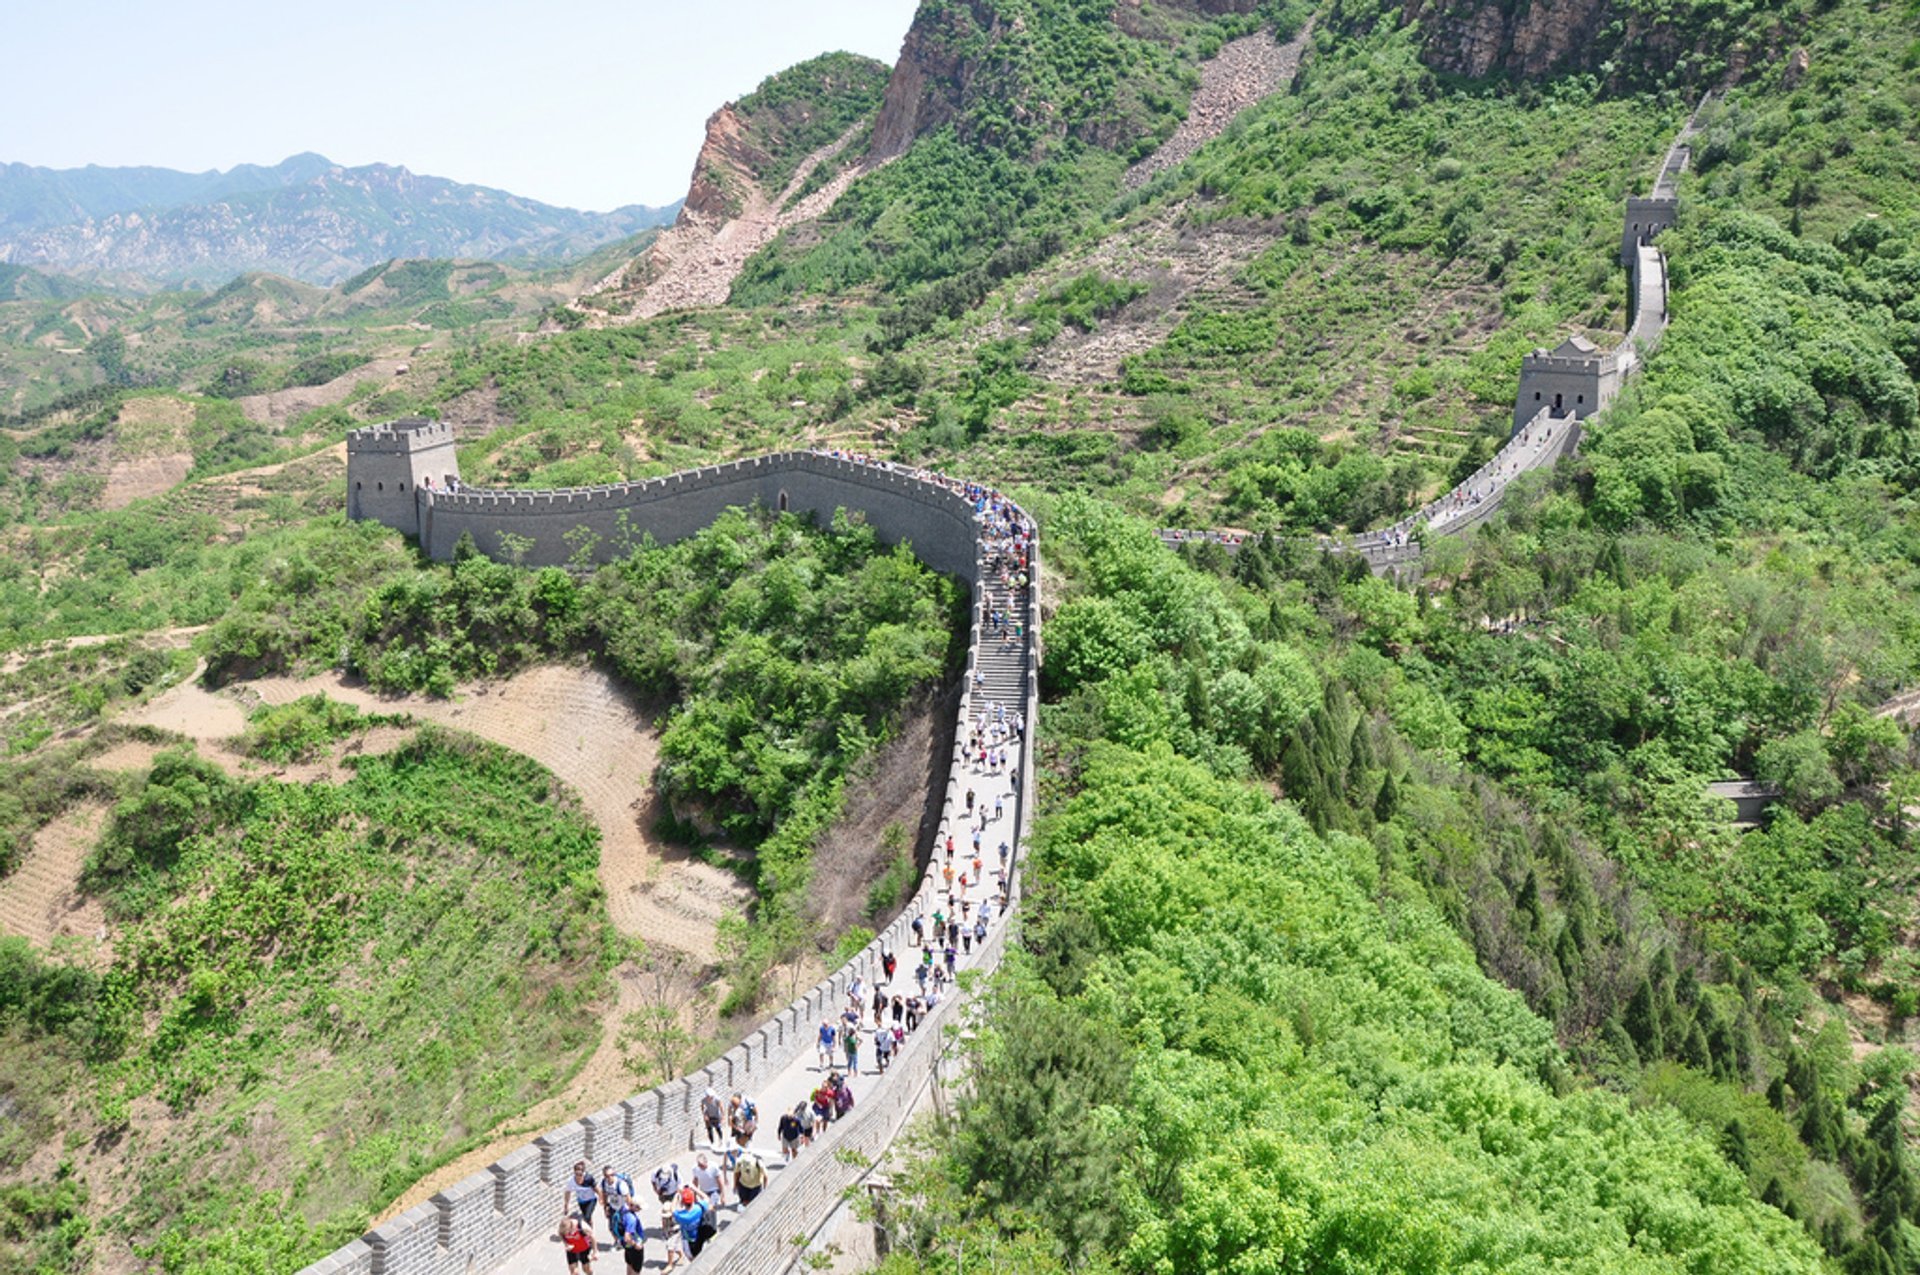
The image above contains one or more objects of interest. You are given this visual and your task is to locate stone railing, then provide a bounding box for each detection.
[304,454,1041,1275]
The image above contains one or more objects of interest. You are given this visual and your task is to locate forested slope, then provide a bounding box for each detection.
[2,0,1919,1269]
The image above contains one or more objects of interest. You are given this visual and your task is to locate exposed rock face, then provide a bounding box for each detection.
[580,121,881,323]
[1406,0,1613,78]
[681,105,773,223]
[868,2,984,158]
[1783,45,1810,87]
[1390,0,1769,84]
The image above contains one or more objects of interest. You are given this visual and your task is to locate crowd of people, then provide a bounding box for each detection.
[548,457,1033,1273]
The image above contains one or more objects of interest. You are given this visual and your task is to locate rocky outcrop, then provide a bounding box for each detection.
[1388,0,1776,85]
[579,123,881,323]
[868,3,981,158]
[681,105,774,223]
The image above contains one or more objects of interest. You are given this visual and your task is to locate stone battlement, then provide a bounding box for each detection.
[1520,350,1622,375]
[346,417,457,455]
[317,450,1041,1275]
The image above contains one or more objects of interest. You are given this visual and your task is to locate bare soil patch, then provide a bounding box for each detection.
[0,801,111,955]
[807,682,961,938]
[100,451,193,510]
[237,358,409,425]
[125,662,250,763]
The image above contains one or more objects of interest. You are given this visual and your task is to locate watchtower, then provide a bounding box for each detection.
[1621,195,1678,267]
[345,417,460,538]
[1513,335,1620,433]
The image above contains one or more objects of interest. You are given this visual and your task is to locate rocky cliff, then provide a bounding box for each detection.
[1367,0,1790,85]
[577,51,890,321]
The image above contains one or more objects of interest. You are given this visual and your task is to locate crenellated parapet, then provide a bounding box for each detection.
[318,449,1041,1275]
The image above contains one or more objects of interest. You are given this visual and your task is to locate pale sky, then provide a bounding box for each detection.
[5,0,919,211]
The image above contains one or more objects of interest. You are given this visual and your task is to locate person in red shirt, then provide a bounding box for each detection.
[561,1216,595,1269]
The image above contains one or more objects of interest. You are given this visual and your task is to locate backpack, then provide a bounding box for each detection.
[735,1153,766,1189]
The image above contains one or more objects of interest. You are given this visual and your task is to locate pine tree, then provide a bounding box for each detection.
[1374,770,1399,822]
[1625,977,1663,1057]
[1723,1119,1753,1174]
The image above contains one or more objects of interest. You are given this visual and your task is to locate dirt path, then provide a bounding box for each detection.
[123,660,251,770]
[0,801,111,954]
[233,665,752,1223]
[241,666,748,961]
[116,661,755,1223]
[198,441,349,490]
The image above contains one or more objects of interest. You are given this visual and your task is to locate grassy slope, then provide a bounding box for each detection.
[1,724,612,1271]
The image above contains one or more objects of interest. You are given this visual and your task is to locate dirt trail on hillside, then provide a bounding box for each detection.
[585,123,886,323]
[1124,25,1312,190]
[0,802,111,955]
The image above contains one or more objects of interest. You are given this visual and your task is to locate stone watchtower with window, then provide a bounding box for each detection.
[345,417,460,538]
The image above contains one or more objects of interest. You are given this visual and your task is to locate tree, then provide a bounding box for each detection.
[949,989,1133,1263]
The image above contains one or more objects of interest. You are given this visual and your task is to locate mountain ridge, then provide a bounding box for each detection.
[0,154,680,289]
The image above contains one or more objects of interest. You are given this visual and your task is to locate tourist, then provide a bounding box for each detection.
[599,1164,633,1217]
[731,1091,758,1144]
[562,1161,603,1245]
[560,1216,595,1270]
[649,1162,682,1231]
[778,1103,808,1160]
[700,1087,725,1147]
[691,1151,728,1208]
[610,1196,646,1272]
[816,1019,836,1070]
[671,1187,713,1263]
[734,1146,767,1206]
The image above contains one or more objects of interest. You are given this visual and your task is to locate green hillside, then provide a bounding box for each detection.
[3,0,1920,1269]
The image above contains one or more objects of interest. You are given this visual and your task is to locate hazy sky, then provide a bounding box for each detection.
[7,0,918,211]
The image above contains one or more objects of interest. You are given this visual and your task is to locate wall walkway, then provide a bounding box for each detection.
[308,453,1040,1275]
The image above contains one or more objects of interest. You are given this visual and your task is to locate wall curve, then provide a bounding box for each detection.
[1163,98,1707,572]
[311,452,1041,1275]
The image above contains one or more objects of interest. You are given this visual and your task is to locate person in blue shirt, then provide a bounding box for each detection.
[670,1187,714,1263]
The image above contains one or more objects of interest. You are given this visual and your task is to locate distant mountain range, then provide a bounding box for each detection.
[0,154,681,288]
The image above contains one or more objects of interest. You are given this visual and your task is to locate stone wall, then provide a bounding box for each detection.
[307,455,1040,1275]
[415,453,983,585]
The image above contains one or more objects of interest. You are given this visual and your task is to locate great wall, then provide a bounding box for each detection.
[1160,97,1708,573]
[311,448,1038,1275]
[303,93,1707,1275]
